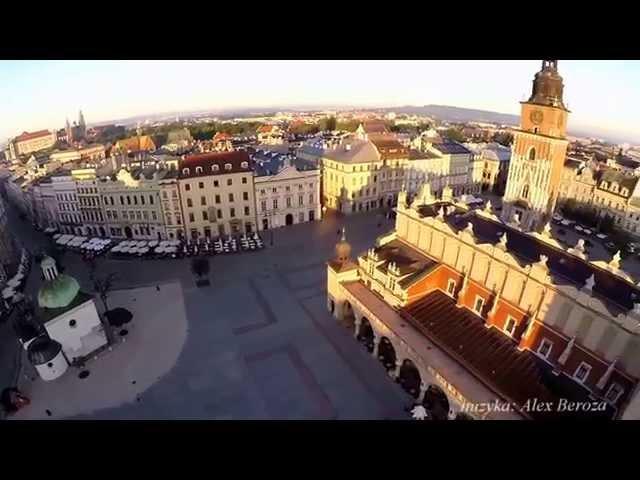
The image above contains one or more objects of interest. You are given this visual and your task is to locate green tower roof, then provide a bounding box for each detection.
[37,274,81,310]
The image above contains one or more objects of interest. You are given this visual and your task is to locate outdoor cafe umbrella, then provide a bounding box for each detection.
[2,287,14,300]
[7,278,21,288]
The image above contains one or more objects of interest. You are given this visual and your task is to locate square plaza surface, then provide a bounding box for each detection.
[6,210,412,419]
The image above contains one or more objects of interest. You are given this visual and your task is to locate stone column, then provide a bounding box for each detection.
[417,383,428,404]
[353,317,361,339]
[372,334,381,358]
[393,359,403,380]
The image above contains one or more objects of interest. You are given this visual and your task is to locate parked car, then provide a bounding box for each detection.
[605,241,618,253]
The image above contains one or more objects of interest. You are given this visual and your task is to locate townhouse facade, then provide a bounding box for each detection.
[251,150,321,230]
[178,151,257,239]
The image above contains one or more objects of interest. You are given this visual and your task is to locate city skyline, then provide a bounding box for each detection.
[1,60,639,144]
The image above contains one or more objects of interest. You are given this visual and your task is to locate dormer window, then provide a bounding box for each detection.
[225,163,232,171]
[611,182,618,193]
[195,166,203,174]
[182,168,190,175]
[241,161,248,168]
[212,164,220,172]
[621,188,629,196]
[601,181,608,189]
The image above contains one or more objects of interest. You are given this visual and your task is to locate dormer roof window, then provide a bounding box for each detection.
[225,163,232,171]
[182,168,190,175]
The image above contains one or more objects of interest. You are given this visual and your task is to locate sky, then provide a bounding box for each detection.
[1,60,639,144]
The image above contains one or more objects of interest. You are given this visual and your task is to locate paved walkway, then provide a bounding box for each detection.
[12,282,188,419]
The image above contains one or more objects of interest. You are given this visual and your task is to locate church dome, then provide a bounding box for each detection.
[335,227,352,262]
[37,274,80,309]
[27,336,63,366]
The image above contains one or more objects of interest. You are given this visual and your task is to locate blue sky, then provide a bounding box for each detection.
[1,60,638,144]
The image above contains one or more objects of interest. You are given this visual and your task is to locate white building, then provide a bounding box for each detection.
[17,256,108,381]
[252,149,321,230]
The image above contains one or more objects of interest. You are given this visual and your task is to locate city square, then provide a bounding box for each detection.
[5,207,411,419]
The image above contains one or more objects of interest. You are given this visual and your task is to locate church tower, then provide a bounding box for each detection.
[78,109,87,139]
[502,60,570,231]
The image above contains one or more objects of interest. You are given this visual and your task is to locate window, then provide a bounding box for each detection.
[272,187,277,193]
[199,182,204,189]
[286,197,292,208]
[214,180,219,187]
[185,184,191,191]
[389,278,396,290]
[473,296,485,315]
[241,161,248,169]
[143,211,149,220]
[299,195,303,206]
[151,211,157,221]
[189,212,195,222]
[110,197,114,205]
[260,189,266,195]
[201,196,207,206]
[537,338,553,359]
[529,149,536,161]
[243,192,248,201]
[273,199,278,209]
[230,207,236,218]
[182,168,190,175]
[69,319,77,328]
[217,209,222,219]
[244,206,250,216]
[605,383,624,404]
[446,279,456,296]
[149,195,154,205]
[225,163,232,171]
[133,196,138,205]
[229,193,234,202]
[120,195,124,205]
[175,213,181,224]
[298,184,303,191]
[227,179,232,186]
[187,198,193,208]
[573,362,592,383]
[202,210,208,221]
[212,165,219,172]
[215,195,221,204]
[286,186,290,192]
[122,211,129,220]
[261,200,267,212]
[163,191,168,199]
[504,317,517,336]
[136,211,142,220]
[309,194,314,204]
[242,177,247,184]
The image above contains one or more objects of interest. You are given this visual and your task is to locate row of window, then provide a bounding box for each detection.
[187,206,251,223]
[182,162,249,176]
[184,177,248,191]
[186,192,250,207]
[56,194,77,202]
[105,210,158,222]
[103,194,155,206]
[79,197,99,207]
[258,183,315,195]
[81,211,104,223]
[259,194,315,212]
[78,187,97,194]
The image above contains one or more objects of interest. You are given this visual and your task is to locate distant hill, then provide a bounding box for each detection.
[384,105,520,126]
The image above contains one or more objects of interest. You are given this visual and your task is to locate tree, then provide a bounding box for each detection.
[191,258,210,286]
[93,272,118,345]
[442,128,466,143]
[492,131,514,147]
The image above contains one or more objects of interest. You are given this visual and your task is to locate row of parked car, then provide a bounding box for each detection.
[551,213,640,257]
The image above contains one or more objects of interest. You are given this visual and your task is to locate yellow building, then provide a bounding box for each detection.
[12,130,57,156]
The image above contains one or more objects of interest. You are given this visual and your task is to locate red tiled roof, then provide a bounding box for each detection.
[181,151,253,178]
[400,291,609,419]
[15,130,53,142]
[370,136,409,159]
[213,132,232,142]
[362,121,388,134]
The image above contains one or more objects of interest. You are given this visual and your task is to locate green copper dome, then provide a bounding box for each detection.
[37,274,81,309]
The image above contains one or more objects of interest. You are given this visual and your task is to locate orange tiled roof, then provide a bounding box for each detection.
[15,130,53,142]
[114,135,156,152]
